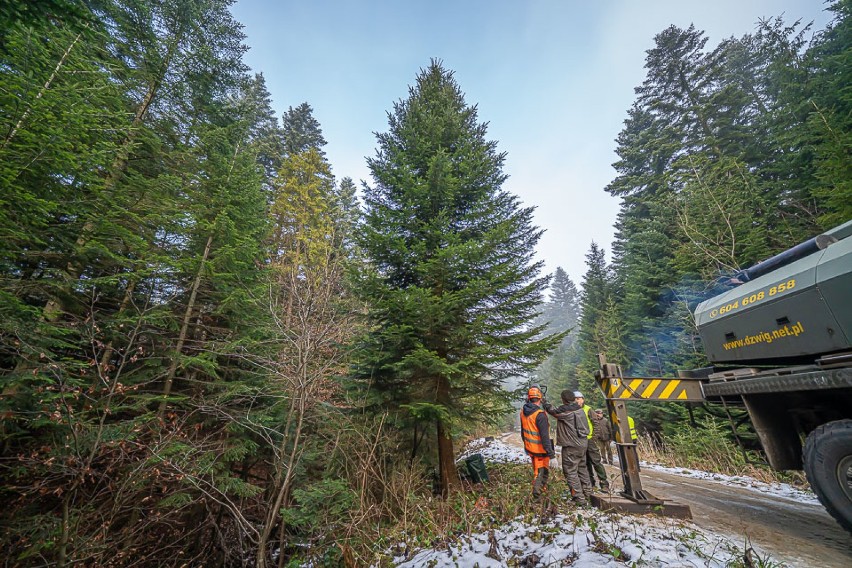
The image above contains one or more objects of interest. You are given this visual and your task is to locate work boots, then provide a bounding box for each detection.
[532,467,549,497]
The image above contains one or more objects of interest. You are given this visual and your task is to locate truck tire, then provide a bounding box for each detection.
[803,419,852,534]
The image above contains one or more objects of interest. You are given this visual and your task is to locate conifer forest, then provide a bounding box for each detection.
[1,1,850,566]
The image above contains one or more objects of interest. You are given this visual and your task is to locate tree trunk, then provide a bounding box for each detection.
[94,279,137,387]
[158,233,213,416]
[58,494,70,568]
[41,43,172,323]
[435,375,460,497]
[256,383,307,568]
[436,418,459,498]
[2,28,85,149]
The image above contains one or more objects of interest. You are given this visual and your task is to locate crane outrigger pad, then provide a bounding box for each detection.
[595,355,693,520]
[590,494,693,520]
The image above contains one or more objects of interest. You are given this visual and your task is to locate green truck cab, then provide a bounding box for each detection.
[696,221,852,364]
[693,221,852,534]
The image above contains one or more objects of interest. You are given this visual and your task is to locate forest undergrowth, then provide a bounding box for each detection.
[635,418,808,488]
[329,458,553,565]
[358,444,785,568]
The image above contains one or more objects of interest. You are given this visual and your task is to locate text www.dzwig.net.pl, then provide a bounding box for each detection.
[723,321,805,351]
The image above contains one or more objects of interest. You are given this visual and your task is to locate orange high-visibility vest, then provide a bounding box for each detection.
[520,408,547,456]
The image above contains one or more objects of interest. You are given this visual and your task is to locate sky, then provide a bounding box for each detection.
[231,1,833,287]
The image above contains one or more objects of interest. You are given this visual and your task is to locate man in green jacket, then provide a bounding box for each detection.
[575,391,609,491]
[544,389,592,504]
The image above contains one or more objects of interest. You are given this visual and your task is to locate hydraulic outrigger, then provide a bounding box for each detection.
[591,354,703,519]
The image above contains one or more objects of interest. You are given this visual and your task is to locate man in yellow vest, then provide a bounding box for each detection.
[520,386,556,497]
[613,414,640,469]
[613,415,638,443]
[575,391,610,492]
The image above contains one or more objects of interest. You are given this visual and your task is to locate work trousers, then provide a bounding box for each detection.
[586,438,609,489]
[595,438,613,464]
[560,442,591,498]
[530,455,550,497]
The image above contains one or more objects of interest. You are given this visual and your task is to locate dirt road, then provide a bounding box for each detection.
[502,433,852,567]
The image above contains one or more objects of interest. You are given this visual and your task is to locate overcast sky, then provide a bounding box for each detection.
[231,0,832,287]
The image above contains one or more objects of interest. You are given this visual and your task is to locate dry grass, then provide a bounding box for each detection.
[635,419,808,488]
[636,435,784,483]
[342,459,580,566]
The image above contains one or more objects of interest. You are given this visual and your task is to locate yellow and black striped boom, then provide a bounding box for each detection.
[593,356,702,514]
[599,375,706,402]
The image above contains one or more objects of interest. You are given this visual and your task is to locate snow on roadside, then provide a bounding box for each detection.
[386,437,785,568]
[637,461,820,505]
[391,508,764,567]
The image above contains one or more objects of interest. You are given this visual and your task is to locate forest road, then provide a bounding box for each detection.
[501,432,852,568]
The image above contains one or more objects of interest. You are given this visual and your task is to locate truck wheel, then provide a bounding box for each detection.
[803,419,852,534]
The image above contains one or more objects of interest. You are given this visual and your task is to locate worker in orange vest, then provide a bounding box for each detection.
[520,386,556,497]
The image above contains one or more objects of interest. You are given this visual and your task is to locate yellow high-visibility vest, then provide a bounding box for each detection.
[583,405,594,440]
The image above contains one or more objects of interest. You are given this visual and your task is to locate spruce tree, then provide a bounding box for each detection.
[531,267,580,390]
[576,242,619,404]
[243,72,288,190]
[546,267,581,335]
[803,0,852,227]
[352,61,557,496]
[281,102,327,157]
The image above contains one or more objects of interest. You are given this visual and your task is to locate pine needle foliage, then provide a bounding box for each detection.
[351,60,560,495]
[577,4,851,445]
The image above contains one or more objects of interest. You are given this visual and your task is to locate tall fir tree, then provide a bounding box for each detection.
[243,72,288,191]
[803,0,852,227]
[352,61,558,496]
[532,267,580,391]
[576,242,617,404]
[281,102,327,157]
[544,267,581,335]
[334,176,361,251]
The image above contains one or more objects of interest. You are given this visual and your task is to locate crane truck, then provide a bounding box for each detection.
[595,220,852,534]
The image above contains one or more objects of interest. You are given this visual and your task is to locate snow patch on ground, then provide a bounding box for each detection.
[387,437,785,567]
[456,435,529,465]
[637,461,820,505]
[391,509,761,567]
